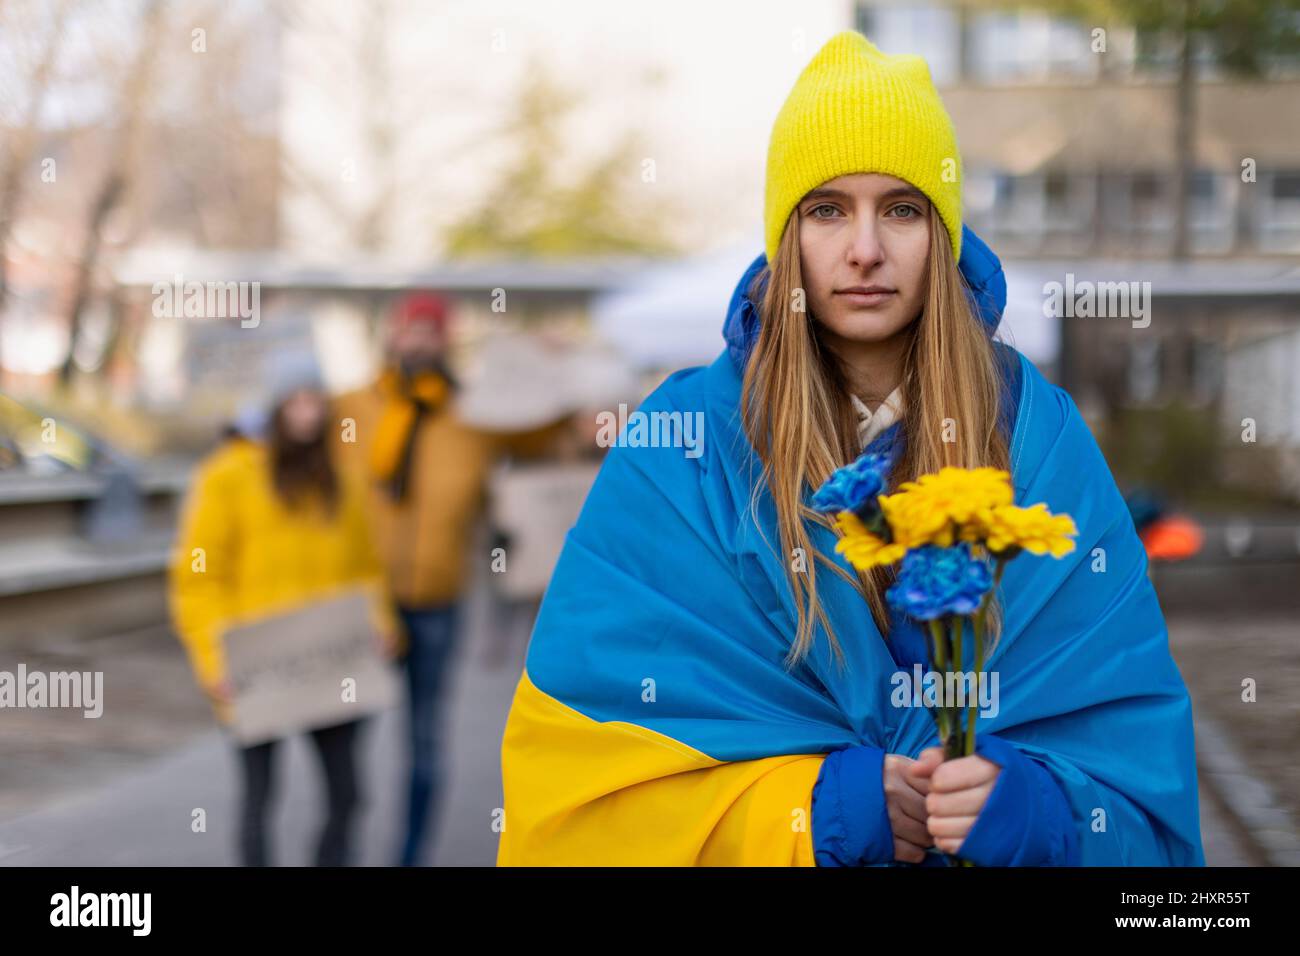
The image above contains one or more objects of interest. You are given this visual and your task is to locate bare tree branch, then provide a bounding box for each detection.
[59,0,167,387]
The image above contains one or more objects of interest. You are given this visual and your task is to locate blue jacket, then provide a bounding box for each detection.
[497,225,1206,867]
[750,227,1070,865]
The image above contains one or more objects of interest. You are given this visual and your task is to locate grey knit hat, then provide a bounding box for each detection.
[263,348,325,408]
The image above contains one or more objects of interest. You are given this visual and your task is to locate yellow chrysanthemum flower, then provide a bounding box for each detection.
[981,503,1078,557]
[879,467,1014,548]
[832,511,908,570]
[894,466,1013,519]
[828,467,1077,568]
[879,492,956,547]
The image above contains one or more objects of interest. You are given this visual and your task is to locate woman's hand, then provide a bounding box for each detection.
[202,677,234,704]
[909,746,1001,854]
[201,676,235,723]
[882,753,936,863]
[373,626,403,660]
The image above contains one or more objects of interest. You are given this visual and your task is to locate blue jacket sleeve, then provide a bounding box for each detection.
[957,733,1082,866]
[811,744,895,866]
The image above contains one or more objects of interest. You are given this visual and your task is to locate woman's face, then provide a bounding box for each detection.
[797,172,932,349]
[279,389,327,443]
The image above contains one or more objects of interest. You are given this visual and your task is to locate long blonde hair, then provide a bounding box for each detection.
[740,209,1014,670]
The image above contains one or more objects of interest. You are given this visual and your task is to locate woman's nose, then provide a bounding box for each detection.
[846,221,885,268]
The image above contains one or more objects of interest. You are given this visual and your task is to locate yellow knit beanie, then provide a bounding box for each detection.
[764,30,962,265]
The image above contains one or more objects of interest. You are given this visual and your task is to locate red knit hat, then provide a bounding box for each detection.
[391,291,450,332]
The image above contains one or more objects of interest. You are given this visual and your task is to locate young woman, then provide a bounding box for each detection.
[497,32,1204,866]
[169,352,399,866]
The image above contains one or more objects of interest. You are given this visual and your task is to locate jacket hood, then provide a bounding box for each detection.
[723,223,1008,375]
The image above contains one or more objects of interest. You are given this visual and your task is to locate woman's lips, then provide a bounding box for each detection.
[834,289,896,306]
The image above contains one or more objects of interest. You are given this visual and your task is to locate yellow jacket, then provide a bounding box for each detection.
[332,379,564,608]
[167,438,397,719]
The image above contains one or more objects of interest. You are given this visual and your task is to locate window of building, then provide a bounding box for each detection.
[853,3,960,86]
[1128,338,1162,405]
[1257,170,1300,252]
[965,9,1099,83]
[1191,339,1222,408]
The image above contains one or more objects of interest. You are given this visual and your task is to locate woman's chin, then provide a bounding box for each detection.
[821,311,911,344]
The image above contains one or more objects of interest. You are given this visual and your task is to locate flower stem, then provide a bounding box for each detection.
[946,615,964,761]
[965,557,1007,758]
[966,609,983,758]
[925,618,952,750]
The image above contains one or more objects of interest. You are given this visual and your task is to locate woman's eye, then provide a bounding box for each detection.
[889,203,923,220]
[808,203,840,219]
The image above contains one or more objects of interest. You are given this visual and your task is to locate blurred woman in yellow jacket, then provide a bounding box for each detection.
[168,352,399,866]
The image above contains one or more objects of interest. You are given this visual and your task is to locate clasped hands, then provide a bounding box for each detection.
[883,748,1001,863]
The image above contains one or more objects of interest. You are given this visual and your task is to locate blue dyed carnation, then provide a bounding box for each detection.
[886,542,994,621]
[811,451,893,518]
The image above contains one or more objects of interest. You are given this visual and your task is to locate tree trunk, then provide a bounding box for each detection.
[58,0,164,388]
[1170,0,1197,261]
[59,175,123,387]
[0,0,73,381]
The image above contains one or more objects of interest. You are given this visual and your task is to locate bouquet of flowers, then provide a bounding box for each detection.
[811,453,1077,864]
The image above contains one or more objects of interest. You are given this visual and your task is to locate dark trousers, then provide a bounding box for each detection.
[236,718,364,866]
[396,602,462,866]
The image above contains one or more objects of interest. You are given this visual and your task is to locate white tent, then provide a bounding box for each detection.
[593,237,1063,373]
[457,333,641,431]
[999,265,1061,368]
[591,239,762,372]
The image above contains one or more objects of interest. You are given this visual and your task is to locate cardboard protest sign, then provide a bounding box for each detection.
[222,587,398,745]
[488,461,602,600]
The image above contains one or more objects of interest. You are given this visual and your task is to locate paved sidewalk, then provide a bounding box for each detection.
[0,595,1276,866]
[1168,611,1300,866]
[0,585,523,866]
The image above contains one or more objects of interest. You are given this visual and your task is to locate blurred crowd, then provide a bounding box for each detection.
[167,290,599,866]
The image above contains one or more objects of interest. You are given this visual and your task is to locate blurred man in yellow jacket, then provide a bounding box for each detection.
[169,351,398,866]
[332,291,564,866]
